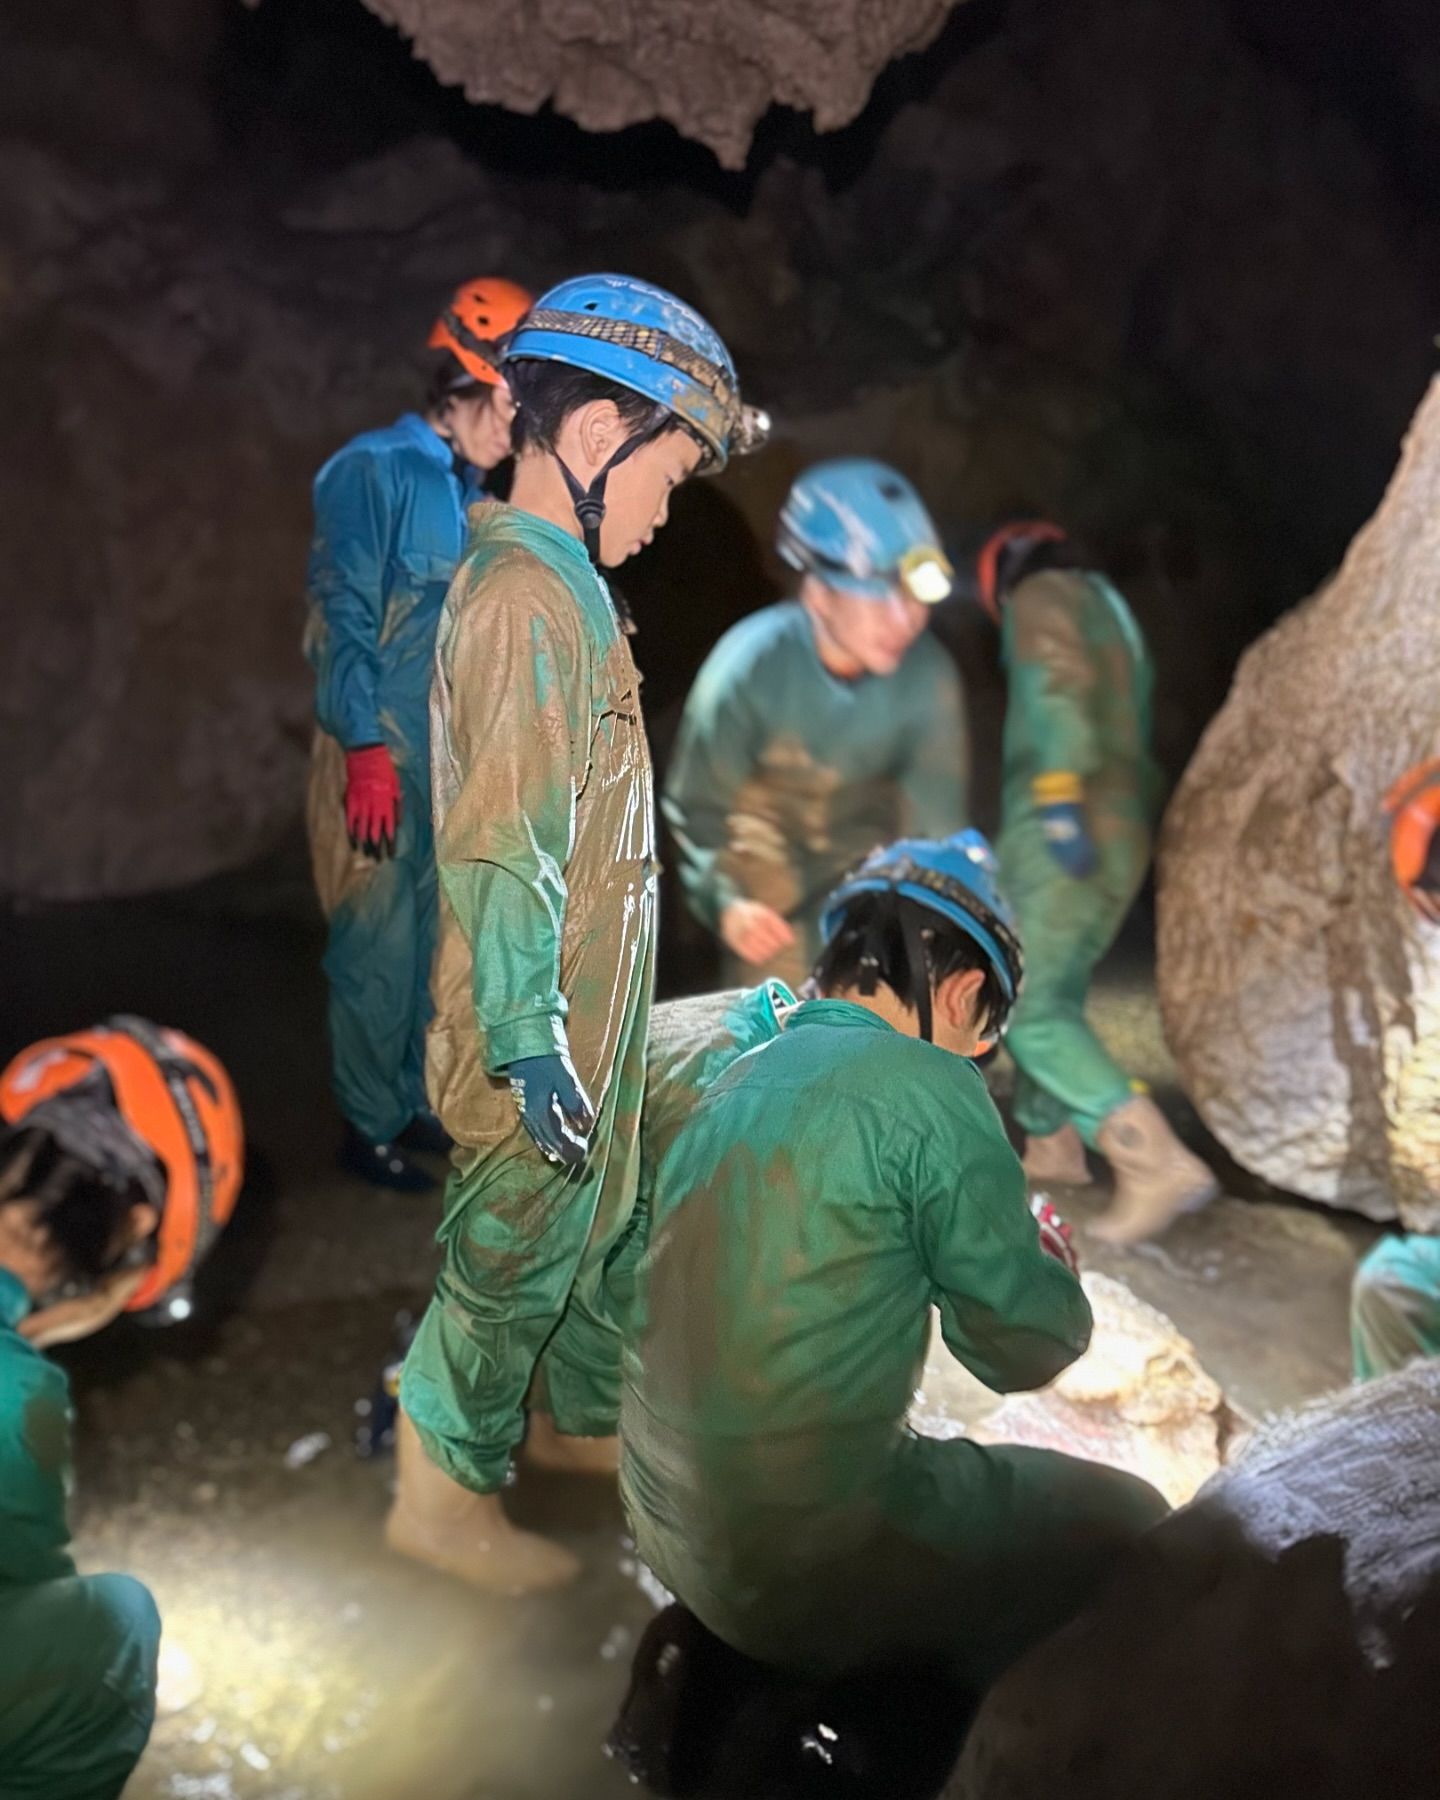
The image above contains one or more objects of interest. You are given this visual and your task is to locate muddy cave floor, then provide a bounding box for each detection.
[0,862,1381,1800]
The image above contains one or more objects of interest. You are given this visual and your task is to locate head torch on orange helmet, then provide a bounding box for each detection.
[428,277,534,388]
[0,1016,243,1316]
[975,519,1067,622]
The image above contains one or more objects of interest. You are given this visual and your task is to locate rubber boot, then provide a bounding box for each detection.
[1091,1094,1219,1246]
[338,1123,437,1193]
[1022,1123,1093,1187]
[397,1109,454,1156]
[385,1411,580,1593]
[521,1411,621,1476]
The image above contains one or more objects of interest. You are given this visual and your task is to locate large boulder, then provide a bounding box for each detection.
[1157,378,1440,1226]
[946,1362,1440,1800]
[359,0,963,171]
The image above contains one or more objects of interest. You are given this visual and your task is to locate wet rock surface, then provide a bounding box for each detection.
[945,1363,1440,1800]
[3,0,1438,895]
[360,0,962,171]
[1159,377,1440,1226]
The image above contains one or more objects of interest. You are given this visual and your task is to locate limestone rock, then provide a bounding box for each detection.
[911,1273,1237,1507]
[1157,378,1440,1228]
[360,0,963,170]
[945,1363,1440,1800]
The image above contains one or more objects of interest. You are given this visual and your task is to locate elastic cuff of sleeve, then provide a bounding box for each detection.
[706,877,747,931]
[485,1013,570,1074]
[1032,770,1084,806]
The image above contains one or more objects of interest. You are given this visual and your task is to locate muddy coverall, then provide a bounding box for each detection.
[605,981,795,1336]
[304,414,478,1144]
[620,1000,1168,1689]
[401,502,656,1494]
[0,1271,160,1800]
[663,603,968,989]
[1351,1233,1440,1380]
[998,570,1161,1145]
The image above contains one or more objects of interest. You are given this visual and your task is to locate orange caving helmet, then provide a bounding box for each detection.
[1385,758,1440,916]
[0,1017,244,1313]
[428,277,535,388]
[976,519,1068,622]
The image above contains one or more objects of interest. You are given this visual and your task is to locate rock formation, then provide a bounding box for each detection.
[360,0,962,171]
[945,1362,1440,1800]
[913,1273,1237,1507]
[1158,378,1440,1227]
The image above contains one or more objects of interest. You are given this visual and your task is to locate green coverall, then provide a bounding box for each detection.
[1351,1233,1440,1381]
[401,501,656,1494]
[663,603,968,989]
[998,570,1161,1144]
[620,1000,1168,1689]
[605,981,795,1335]
[0,1270,160,1799]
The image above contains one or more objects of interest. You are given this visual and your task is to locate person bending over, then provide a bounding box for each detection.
[664,459,967,989]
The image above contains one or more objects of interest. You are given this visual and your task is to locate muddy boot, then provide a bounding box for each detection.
[1022,1123,1093,1187]
[1091,1094,1219,1246]
[521,1411,621,1476]
[385,1411,580,1593]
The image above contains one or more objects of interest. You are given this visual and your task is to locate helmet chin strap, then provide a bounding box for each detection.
[860,894,934,1044]
[556,427,658,566]
[896,898,935,1045]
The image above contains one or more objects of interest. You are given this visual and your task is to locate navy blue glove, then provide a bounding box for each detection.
[1038,801,1098,879]
[507,1050,596,1168]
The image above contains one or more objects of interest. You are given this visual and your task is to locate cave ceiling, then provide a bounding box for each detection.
[358,0,964,167]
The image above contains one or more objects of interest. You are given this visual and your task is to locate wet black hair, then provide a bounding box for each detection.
[995,531,1086,604]
[423,350,493,413]
[505,358,674,456]
[812,891,1008,1038]
[0,1124,151,1286]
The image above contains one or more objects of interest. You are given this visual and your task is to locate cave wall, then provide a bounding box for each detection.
[1,0,1436,899]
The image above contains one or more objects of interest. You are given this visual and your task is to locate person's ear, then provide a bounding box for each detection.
[935,967,985,1034]
[574,399,624,469]
[124,1203,160,1250]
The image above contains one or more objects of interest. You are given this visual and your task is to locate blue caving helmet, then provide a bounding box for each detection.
[503,274,767,562]
[819,829,1024,1044]
[777,459,954,605]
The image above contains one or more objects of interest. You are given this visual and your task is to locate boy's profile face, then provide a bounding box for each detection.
[0,1200,66,1299]
[599,428,703,566]
[801,577,930,677]
[441,382,518,473]
[0,1194,159,1301]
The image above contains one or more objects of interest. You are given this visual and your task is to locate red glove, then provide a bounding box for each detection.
[345,745,402,859]
[1031,1196,1080,1276]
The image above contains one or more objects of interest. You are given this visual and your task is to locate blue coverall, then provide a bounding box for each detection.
[0,1270,160,1799]
[303,414,479,1143]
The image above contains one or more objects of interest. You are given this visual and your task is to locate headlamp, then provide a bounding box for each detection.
[899,545,955,605]
[734,405,772,457]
